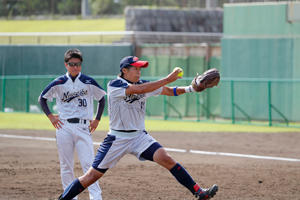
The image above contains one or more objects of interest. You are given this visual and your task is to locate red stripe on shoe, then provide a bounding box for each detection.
[194,184,200,192]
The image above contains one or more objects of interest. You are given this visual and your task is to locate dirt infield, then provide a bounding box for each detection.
[1,129,300,200]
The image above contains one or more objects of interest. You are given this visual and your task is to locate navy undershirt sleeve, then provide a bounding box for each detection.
[95,97,105,120]
[38,96,51,116]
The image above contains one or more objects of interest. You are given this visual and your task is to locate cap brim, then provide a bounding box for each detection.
[131,61,149,68]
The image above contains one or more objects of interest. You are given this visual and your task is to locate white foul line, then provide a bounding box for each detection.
[165,147,187,153]
[0,134,56,141]
[1,134,300,162]
[189,150,300,162]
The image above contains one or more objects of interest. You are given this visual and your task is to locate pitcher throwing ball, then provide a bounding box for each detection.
[58,56,220,200]
[39,49,105,200]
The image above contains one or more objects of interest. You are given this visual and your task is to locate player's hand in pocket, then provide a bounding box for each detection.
[89,119,99,133]
[48,114,64,129]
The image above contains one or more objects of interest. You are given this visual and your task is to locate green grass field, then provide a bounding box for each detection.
[0,18,125,32]
[0,19,125,44]
[0,112,299,133]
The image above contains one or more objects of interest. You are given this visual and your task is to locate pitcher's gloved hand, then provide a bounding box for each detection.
[191,68,220,92]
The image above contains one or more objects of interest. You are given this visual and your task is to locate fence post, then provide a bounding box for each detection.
[103,77,108,90]
[155,47,158,76]
[103,77,108,116]
[206,90,210,119]
[268,81,272,126]
[167,44,172,74]
[2,76,6,112]
[37,36,41,44]
[163,95,167,120]
[230,80,235,124]
[196,93,200,122]
[25,76,30,112]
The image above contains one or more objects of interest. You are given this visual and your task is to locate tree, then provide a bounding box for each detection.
[58,0,81,15]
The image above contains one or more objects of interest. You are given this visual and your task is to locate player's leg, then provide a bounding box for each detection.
[59,133,127,200]
[142,145,198,193]
[138,133,218,200]
[58,167,104,200]
[59,132,110,200]
[75,126,102,200]
[56,125,77,196]
[152,147,218,200]
[137,132,199,194]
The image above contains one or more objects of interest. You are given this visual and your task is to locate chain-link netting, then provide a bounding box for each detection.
[1,76,300,127]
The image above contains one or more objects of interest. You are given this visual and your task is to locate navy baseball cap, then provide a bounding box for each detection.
[120,56,148,71]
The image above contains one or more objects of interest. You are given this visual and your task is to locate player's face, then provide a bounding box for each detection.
[65,58,82,77]
[124,66,141,83]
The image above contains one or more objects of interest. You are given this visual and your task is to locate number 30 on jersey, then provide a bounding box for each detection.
[78,98,87,107]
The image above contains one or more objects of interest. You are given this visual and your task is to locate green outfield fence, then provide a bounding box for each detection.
[0,75,299,128]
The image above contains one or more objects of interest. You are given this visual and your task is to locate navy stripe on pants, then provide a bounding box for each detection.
[92,135,116,173]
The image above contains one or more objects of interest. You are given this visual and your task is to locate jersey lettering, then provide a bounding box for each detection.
[124,94,145,103]
[78,98,87,107]
[61,89,88,102]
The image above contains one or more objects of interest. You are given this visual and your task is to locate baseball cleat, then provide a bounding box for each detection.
[194,184,218,200]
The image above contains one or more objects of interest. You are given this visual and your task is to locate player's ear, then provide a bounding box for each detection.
[64,62,70,71]
[121,67,128,74]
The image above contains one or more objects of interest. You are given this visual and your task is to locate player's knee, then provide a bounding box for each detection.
[155,152,176,169]
[79,168,103,188]
[163,154,176,166]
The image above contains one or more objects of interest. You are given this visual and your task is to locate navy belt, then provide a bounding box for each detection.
[67,118,87,124]
[112,129,137,133]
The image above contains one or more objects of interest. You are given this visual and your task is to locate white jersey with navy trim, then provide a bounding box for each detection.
[41,72,106,120]
[107,76,163,131]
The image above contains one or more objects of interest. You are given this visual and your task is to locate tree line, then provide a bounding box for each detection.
[0,0,214,17]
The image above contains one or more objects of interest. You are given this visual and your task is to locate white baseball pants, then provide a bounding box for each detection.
[56,120,102,200]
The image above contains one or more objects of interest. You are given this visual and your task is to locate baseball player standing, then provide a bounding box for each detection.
[57,56,218,200]
[38,49,105,200]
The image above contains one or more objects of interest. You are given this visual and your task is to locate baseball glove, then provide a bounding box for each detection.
[191,68,220,92]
